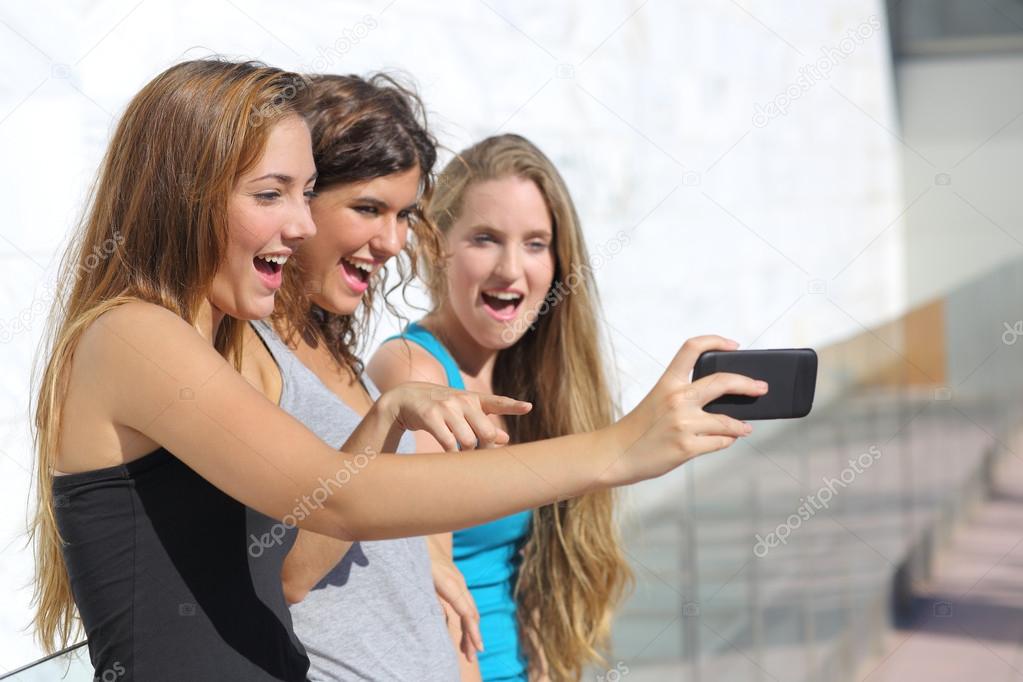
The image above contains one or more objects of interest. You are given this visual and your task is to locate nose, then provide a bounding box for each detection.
[370,214,406,259]
[283,201,317,242]
[493,242,524,281]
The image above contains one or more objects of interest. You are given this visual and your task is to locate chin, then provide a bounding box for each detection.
[311,291,359,317]
[235,295,276,321]
[494,330,524,350]
[470,323,517,351]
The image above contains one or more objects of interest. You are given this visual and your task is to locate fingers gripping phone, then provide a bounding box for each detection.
[692,348,817,420]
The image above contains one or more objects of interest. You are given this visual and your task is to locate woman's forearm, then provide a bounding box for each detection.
[281,530,353,603]
[281,398,407,601]
[319,421,621,541]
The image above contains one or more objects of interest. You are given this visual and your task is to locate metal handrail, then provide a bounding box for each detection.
[0,642,88,679]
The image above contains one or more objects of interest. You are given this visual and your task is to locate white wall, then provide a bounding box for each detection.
[0,0,906,668]
[896,52,1023,306]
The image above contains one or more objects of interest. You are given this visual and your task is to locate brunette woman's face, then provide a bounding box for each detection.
[215,115,317,320]
[300,166,421,315]
[443,176,556,350]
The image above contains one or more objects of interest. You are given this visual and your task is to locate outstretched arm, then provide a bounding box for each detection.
[83,301,763,542]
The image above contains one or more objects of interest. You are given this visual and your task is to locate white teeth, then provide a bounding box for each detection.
[484,291,523,301]
[257,254,288,265]
[343,257,373,273]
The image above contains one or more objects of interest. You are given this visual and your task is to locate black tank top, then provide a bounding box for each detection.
[53,447,310,680]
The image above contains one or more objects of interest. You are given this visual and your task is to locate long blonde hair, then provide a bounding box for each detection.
[30,58,311,651]
[425,133,634,680]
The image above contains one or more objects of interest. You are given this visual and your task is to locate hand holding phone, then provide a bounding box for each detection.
[692,348,817,420]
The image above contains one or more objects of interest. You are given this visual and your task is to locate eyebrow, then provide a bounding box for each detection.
[249,171,318,185]
[470,224,552,239]
[352,196,419,212]
[352,196,387,208]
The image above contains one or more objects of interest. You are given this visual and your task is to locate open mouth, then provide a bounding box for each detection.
[339,256,373,293]
[254,253,288,288]
[480,291,523,320]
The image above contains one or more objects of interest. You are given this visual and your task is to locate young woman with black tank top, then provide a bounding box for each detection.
[32,58,767,681]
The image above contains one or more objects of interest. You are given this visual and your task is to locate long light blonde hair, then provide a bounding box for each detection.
[30,58,310,651]
[424,133,634,680]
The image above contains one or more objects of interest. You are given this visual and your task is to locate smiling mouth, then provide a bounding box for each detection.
[254,258,283,277]
[341,256,372,284]
[480,291,523,315]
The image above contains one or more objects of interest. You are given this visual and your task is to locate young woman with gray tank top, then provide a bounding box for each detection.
[236,73,483,679]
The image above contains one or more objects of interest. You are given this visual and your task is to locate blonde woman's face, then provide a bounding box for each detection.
[215,115,317,320]
[444,176,556,350]
[300,167,420,316]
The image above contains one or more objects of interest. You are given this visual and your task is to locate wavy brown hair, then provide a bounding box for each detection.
[31,58,311,651]
[271,73,445,373]
[423,134,634,680]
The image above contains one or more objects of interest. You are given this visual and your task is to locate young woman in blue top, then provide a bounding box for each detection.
[370,134,642,681]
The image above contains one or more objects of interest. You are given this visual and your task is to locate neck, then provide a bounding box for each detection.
[274,306,329,357]
[195,299,225,345]
[276,307,358,379]
[423,302,499,389]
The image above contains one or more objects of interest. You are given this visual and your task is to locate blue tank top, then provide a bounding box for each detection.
[382,321,532,681]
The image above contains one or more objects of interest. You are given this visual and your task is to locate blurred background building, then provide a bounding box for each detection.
[0,0,1020,679]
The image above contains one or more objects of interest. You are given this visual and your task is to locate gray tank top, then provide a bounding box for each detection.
[250,319,459,681]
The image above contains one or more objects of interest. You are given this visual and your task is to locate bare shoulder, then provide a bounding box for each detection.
[367,336,447,392]
[76,300,221,382]
[71,299,233,434]
[62,300,224,468]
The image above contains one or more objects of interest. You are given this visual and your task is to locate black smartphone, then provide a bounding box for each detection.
[691,348,817,420]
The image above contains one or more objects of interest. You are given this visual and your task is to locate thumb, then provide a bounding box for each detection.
[663,335,739,383]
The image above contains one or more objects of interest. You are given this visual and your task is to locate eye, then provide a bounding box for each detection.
[354,205,379,215]
[527,240,549,251]
[398,209,412,222]
[473,233,495,244]
[304,189,318,201]
[254,191,281,203]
